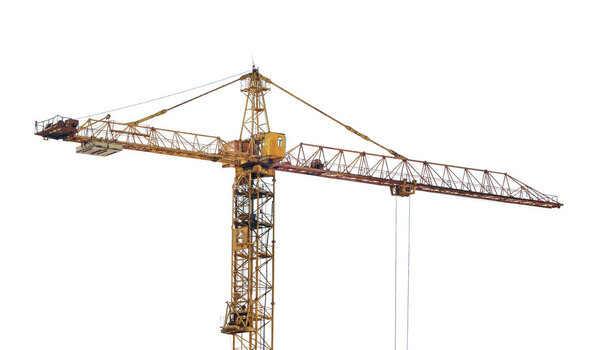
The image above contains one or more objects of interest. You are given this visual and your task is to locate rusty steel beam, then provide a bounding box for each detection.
[273,143,562,209]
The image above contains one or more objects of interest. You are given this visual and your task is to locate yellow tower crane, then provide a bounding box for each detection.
[35,67,562,350]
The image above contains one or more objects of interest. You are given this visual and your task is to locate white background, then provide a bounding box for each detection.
[1,1,598,349]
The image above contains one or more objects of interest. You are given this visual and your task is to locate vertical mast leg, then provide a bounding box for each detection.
[223,166,275,350]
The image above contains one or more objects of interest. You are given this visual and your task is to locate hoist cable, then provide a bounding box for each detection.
[406,196,412,350]
[395,196,412,350]
[268,79,406,159]
[394,196,398,350]
[75,70,250,120]
[129,75,243,125]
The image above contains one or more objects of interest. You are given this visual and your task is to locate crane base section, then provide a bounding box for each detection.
[76,141,123,157]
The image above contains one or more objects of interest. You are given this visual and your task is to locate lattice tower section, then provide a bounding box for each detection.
[222,168,275,350]
[240,71,271,143]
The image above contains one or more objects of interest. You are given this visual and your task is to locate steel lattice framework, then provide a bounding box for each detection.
[224,170,275,350]
[62,121,560,208]
[35,67,562,350]
[73,118,226,161]
[274,143,561,208]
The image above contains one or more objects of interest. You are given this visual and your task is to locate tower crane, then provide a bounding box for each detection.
[34,67,562,350]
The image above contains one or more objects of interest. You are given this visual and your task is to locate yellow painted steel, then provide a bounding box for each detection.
[391,180,417,197]
[261,133,286,161]
[223,166,275,350]
[239,70,271,141]
[222,69,277,350]
[34,66,563,350]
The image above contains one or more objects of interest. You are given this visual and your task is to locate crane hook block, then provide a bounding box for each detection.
[390,180,417,197]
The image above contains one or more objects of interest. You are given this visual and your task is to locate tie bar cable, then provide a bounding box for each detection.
[269,79,406,159]
[75,70,250,121]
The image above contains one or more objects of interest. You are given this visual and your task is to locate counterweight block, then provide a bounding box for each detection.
[76,141,123,157]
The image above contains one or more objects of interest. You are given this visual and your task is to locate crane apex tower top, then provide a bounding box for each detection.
[233,67,286,166]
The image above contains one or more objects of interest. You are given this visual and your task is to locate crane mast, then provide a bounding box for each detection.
[222,68,277,350]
